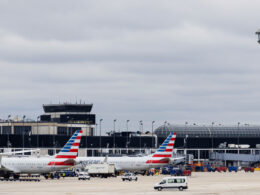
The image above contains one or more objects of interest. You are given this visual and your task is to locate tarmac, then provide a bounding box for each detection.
[0,172,260,195]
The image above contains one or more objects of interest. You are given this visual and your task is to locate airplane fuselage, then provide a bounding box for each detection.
[1,156,73,174]
[76,156,169,171]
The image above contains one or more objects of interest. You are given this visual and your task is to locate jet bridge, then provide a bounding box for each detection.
[210,152,260,165]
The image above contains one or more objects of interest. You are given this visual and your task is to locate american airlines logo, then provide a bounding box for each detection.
[81,160,102,166]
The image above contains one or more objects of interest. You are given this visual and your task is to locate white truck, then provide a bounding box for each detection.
[85,164,115,178]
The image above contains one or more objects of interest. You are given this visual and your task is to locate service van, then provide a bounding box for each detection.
[154,176,188,191]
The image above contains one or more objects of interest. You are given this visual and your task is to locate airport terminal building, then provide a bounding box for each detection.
[0,103,96,136]
[1,103,260,166]
[0,103,155,157]
[155,124,260,166]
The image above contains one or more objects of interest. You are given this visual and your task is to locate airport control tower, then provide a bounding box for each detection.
[40,103,95,124]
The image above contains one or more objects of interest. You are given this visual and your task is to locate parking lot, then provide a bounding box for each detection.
[0,172,260,195]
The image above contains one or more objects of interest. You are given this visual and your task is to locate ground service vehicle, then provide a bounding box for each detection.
[154,176,188,191]
[244,167,254,172]
[216,167,227,172]
[170,168,183,176]
[182,170,191,176]
[228,166,238,172]
[207,167,216,172]
[78,172,90,180]
[86,164,115,178]
[121,173,138,181]
[44,172,60,179]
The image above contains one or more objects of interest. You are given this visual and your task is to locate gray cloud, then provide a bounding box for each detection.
[0,0,260,132]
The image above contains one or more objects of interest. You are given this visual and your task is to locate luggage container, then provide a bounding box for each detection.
[228,166,238,172]
[182,170,191,176]
[216,166,227,172]
[244,167,254,172]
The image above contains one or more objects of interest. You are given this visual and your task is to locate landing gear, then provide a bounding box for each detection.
[3,173,10,180]
[13,174,20,180]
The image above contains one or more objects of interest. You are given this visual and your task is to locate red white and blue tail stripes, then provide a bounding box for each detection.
[146,132,176,164]
[55,130,83,159]
[152,132,176,158]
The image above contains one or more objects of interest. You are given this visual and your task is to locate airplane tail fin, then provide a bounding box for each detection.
[55,129,83,159]
[152,132,176,158]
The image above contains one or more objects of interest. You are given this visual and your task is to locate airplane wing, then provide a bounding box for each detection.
[169,156,186,165]
[159,157,171,162]
[63,159,77,166]
[158,156,186,164]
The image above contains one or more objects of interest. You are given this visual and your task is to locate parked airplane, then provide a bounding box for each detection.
[0,129,83,179]
[76,132,182,171]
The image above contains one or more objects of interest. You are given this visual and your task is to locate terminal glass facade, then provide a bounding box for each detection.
[155,125,260,138]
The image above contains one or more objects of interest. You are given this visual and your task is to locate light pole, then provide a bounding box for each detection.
[90,144,93,156]
[99,119,103,155]
[7,115,11,148]
[152,121,155,148]
[113,119,116,150]
[37,116,40,148]
[184,122,188,148]
[66,116,69,136]
[237,122,240,146]
[139,120,142,152]
[126,120,130,147]
[95,123,98,136]
[164,121,167,137]
[23,115,26,151]
[211,122,214,149]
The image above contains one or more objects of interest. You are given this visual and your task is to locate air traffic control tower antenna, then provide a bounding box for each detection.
[256,29,260,43]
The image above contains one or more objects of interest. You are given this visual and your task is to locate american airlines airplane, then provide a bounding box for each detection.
[0,129,83,179]
[76,132,181,171]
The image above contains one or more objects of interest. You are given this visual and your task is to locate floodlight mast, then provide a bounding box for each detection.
[256,29,260,44]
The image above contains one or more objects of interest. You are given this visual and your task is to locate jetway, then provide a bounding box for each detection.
[210,152,260,166]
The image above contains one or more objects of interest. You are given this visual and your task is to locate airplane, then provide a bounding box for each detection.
[0,129,83,179]
[76,132,183,171]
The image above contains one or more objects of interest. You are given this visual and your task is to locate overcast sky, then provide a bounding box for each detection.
[0,0,260,133]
